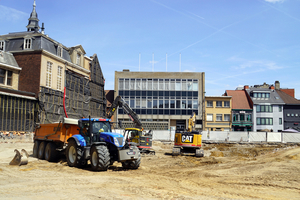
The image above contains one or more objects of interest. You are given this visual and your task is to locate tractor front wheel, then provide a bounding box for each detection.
[90,145,110,171]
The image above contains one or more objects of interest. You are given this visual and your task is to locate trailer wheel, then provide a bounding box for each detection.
[122,156,141,170]
[90,145,110,171]
[33,140,41,158]
[38,141,47,159]
[44,142,58,162]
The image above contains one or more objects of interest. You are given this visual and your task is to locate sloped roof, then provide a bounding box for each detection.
[277,90,300,105]
[0,51,20,69]
[225,90,252,110]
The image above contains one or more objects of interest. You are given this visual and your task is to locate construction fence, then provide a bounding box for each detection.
[111,129,300,144]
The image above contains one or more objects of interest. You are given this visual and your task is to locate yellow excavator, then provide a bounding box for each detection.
[106,96,155,155]
[172,112,204,157]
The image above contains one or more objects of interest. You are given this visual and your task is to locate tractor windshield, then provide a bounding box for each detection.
[92,121,111,133]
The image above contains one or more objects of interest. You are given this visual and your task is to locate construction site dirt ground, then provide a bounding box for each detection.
[0,139,300,200]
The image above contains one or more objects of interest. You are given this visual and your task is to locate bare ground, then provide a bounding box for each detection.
[0,138,300,200]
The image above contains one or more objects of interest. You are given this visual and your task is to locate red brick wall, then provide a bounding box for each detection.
[13,51,42,96]
[281,89,294,98]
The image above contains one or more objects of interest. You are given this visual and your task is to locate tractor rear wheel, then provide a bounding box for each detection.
[66,140,84,167]
[90,145,110,171]
[33,140,41,158]
[45,142,58,162]
[122,156,141,170]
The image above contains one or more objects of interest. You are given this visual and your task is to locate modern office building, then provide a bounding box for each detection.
[114,70,205,131]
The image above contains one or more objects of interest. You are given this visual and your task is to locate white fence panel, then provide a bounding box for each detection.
[112,129,123,134]
[207,131,228,141]
[283,133,300,143]
[228,132,248,142]
[152,130,172,141]
[201,131,208,140]
[249,132,266,142]
[267,132,281,142]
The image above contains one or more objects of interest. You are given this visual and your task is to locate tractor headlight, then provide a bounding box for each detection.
[114,137,120,146]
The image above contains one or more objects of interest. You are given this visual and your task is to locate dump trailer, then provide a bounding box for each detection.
[172,113,204,157]
[33,117,141,171]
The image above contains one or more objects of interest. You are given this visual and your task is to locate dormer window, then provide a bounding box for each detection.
[0,41,4,51]
[57,46,63,57]
[76,53,81,65]
[24,38,32,49]
[0,68,12,86]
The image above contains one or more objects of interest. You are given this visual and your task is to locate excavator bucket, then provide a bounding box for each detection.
[9,149,29,166]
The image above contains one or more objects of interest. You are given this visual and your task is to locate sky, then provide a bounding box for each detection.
[1,0,300,99]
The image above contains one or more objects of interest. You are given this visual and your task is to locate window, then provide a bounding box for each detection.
[188,100,192,109]
[279,105,282,112]
[193,80,198,91]
[76,53,81,65]
[257,105,273,113]
[207,101,213,107]
[279,118,282,125]
[0,68,12,86]
[253,93,257,98]
[287,113,290,117]
[233,114,238,121]
[159,79,164,90]
[175,80,181,91]
[216,101,222,107]
[153,79,158,90]
[240,114,245,121]
[0,40,4,51]
[206,114,213,121]
[24,38,31,49]
[136,98,140,108]
[216,114,222,121]
[224,101,230,107]
[224,114,230,121]
[187,80,193,91]
[57,46,63,57]
[130,79,135,90]
[181,100,186,109]
[57,66,63,90]
[192,100,198,109]
[246,114,252,122]
[256,118,273,125]
[119,79,124,90]
[147,79,152,90]
[46,62,52,87]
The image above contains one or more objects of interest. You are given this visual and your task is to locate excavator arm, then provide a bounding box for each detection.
[106,96,143,129]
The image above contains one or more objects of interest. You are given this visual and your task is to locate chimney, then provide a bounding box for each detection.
[270,86,275,90]
[275,81,280,90]
[244,85,249,90]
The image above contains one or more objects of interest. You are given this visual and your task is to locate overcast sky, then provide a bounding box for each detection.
[1,0,300,99]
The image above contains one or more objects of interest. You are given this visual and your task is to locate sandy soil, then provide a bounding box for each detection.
[0,138,300,200]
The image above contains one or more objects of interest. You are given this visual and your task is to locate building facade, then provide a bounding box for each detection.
[204,96,232,131]
[245,85,284,132]
[225,89,253,131]
[114,70,205,130]
[0,1,106,131]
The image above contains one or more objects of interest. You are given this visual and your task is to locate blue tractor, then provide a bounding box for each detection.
[66,117,141,171]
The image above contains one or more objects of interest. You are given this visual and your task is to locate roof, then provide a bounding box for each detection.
[276,90,300,105]
[245,88,285,104]
[0,51,20,70]
[225,90,252,110]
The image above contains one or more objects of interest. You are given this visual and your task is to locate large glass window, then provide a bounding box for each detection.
[147,79,152,90]
[247,114,252,122]
[182,79,187,91]
[153,99,157,108]
[216,101,222,107]
[188,100,192,109]
[240,114,244,121]
[153,79,158,90]
[233,114,238,121]
[147,97,152,108]
[176,100,181,109]
[159,79,164,90]
[130,79,135,90]
[256,118,273,125]
[124,79,129,90]
[57,66,63,90]
[175,80,181,91]
[181,100,186,109]
[142,79,146,90]
[170,99,175,108]
[130,98,135,108]
[170,79,175,90]
[257,105,273,113]
[136,97,140,108]
[164,100,169,108]
[136,79,141,90]
[193,80,198,91]
[192,100,198,109]
[119,79,124,90]
[187,80,193,91]
[159,100,164,108]
[142,97,146,108]
[165,79,169,90]
[46,61,52,87]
